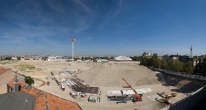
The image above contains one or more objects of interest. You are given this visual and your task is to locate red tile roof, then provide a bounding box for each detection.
[8,80,81,110]
[48,94,82,110]
[0,68,8,75]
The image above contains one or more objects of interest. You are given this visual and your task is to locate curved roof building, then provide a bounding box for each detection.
[114,56,132,61]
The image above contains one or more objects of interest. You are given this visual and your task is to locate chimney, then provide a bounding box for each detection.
[13,75,21,92]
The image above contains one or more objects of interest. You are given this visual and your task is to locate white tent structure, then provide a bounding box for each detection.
[114,56,132,61]
[107,88,152,97]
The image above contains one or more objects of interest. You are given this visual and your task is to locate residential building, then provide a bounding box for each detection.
[142,52,152,57]
[0,91,36,110]
[47,56,69,62]
[0,68,15,94]
[4,80,82,110]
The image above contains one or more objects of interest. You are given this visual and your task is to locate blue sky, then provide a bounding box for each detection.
[0,0,206,56]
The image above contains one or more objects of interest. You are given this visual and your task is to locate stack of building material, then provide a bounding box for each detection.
[66,80,76,87]
[107,90,123,97]
[69,78,99,94]
[86,87,99,94]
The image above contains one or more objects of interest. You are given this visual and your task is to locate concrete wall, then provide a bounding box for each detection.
[160,86,206,110]
[151,67,206,81]
[150,67,206,110]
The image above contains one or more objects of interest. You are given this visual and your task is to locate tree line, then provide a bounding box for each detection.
[194,58,206,76]
[140,54,206,75]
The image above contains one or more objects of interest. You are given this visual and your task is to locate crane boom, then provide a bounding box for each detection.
[122,78,142,102]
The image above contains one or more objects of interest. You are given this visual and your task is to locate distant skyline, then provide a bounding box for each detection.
[0,0,206,56]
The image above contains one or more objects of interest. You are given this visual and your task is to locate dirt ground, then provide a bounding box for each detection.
[76,63,160,87]
[1,60,205,110]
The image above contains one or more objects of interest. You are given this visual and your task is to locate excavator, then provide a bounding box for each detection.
[122,78,142,102]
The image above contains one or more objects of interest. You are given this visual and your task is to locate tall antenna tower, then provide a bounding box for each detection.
[190,45,193,58]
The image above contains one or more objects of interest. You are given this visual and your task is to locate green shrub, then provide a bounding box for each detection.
[24,76,34,86]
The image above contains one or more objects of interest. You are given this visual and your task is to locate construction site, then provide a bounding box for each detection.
[1,60,205,110]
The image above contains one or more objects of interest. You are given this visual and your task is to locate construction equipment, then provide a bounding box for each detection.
[157,92,176,104]
[46,80,50,85]
[156,97,172,104]
[122,78,142,102]
[171,92,177,97]
[88,95,100,103]
[70,91,78,98]
[60,82,65,91]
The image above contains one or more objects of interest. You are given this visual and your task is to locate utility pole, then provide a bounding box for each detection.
[190,45,193,58]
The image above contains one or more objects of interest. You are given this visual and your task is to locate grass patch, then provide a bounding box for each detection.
[0,60,18,65]
[15,64,36,72]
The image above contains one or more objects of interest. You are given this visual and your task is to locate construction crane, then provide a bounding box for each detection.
[122,78,142,102]
[69,37,77,61]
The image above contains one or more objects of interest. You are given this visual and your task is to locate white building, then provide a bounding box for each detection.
[47,56,68,62]
[142,52,152,57]
[11,56,17,60]
[97,59,109,62]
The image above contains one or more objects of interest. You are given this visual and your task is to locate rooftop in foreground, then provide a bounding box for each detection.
[6,80,82,110]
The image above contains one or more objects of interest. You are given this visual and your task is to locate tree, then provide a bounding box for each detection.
[168,59,183,72]
[24,76,34,86]
[140,54,161,68]
[5,56,12,60]
[152,53,158,59]
[131,56,140,61]
[17,57,21,60]
[42,57,48,61]
[183,61,194,74]
[140,57,152,66]
[195,57,206,76]
[150,53,161,68]
[201,58,206,75]
[161,60,168,69]
[151,58,161,68]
